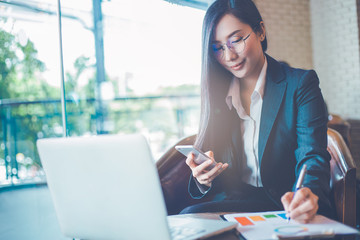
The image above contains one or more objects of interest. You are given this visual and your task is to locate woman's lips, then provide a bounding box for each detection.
[230,60,245,70]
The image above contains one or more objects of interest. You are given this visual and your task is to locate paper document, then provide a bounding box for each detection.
[223,210,359,240]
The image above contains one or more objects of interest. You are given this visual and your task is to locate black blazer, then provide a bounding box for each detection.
[189,55,332,214]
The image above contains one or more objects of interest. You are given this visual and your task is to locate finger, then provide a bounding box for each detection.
[192,159,214,178]
[288,188,311,212]
[204,150,217,166]
[197,162,229,185]
[207,162,223,175]
[197,162,223,184]
[207,163,229,182]
[281,192,294,213]
[290,199,316,218]
[222,163,229,170]
[206,163,224,181]
[291,207,318,223]
[185,153,197,169]
[205,151,214,160]
[290,195,318,221]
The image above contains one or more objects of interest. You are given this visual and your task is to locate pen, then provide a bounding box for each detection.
[287,164,307,223]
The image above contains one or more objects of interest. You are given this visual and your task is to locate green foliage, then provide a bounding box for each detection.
[0,18,58,178]
[65,56,93,96]
[0,29,17,99]
[0,17,200,181]
[0,22,54,100]
[157,84,200,95]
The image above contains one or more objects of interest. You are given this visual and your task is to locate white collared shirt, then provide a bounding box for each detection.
[225,58,268,187]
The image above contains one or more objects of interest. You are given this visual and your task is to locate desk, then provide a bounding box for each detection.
[0,182,357,240]
[169,213,240,240]
[169,213,360,240]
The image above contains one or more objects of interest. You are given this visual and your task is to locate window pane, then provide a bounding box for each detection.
[101,0,204,158]
[60,0,204,159]
[0,0,62,184]
[0,0,204,185]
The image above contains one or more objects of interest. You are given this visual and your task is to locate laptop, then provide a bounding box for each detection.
[37,134,237,240]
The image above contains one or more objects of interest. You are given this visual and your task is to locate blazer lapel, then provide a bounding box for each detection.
[258,56,287,166]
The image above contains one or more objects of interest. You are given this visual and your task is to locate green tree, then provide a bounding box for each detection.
[0,19,58,179]
[0,20,55,100]
[0,29,17,99]
[64,55,96,135]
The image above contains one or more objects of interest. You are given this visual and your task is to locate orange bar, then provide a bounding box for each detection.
[235,217,254,226]
[249,215,265,222]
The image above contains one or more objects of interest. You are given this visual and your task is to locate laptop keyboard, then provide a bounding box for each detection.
[170,226,206,240]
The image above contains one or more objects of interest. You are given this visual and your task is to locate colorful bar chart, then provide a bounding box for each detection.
[223,210,359,240]
[234,212,286,226]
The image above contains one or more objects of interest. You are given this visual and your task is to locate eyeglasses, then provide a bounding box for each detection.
[211,31,252,59]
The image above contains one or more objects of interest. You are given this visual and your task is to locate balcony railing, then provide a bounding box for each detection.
[0,94,200,185]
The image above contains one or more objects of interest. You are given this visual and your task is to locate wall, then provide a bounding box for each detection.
[310,0,360,119]
[254,0,313,69]
[256,0,360,170]
[254,0,360,119]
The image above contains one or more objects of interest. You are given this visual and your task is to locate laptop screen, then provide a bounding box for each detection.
[37,134,171,240]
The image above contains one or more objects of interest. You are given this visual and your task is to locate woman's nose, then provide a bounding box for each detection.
[223,46,237,62]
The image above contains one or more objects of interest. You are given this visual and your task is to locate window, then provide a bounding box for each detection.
[0,0,205,185]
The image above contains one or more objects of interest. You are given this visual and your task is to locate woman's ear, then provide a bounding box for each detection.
[258,21,266,41]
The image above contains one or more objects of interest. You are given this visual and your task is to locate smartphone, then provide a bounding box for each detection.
[175,145,216,167]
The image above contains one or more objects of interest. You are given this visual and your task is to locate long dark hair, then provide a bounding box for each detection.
[195,0,266,161]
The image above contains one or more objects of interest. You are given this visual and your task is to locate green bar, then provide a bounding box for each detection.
[263,214,277,218]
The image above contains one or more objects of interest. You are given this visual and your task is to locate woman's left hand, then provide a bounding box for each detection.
[281,187,319,223]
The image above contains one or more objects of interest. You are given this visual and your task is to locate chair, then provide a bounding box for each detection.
[157,129,357,227]
[327,128,357,227]
[328,114,351,147]
[156,135,210,215]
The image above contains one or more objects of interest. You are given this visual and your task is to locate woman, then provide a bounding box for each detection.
[182,0,334,223]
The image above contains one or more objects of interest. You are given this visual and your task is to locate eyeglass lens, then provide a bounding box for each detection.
[212,34,249,59]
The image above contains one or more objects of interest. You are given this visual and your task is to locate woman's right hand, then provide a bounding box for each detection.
[185,151,228,187]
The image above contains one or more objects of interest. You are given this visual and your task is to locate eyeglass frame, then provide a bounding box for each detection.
[211,31,253,60]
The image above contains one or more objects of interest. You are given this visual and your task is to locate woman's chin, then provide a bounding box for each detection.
[231,69,247,79]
